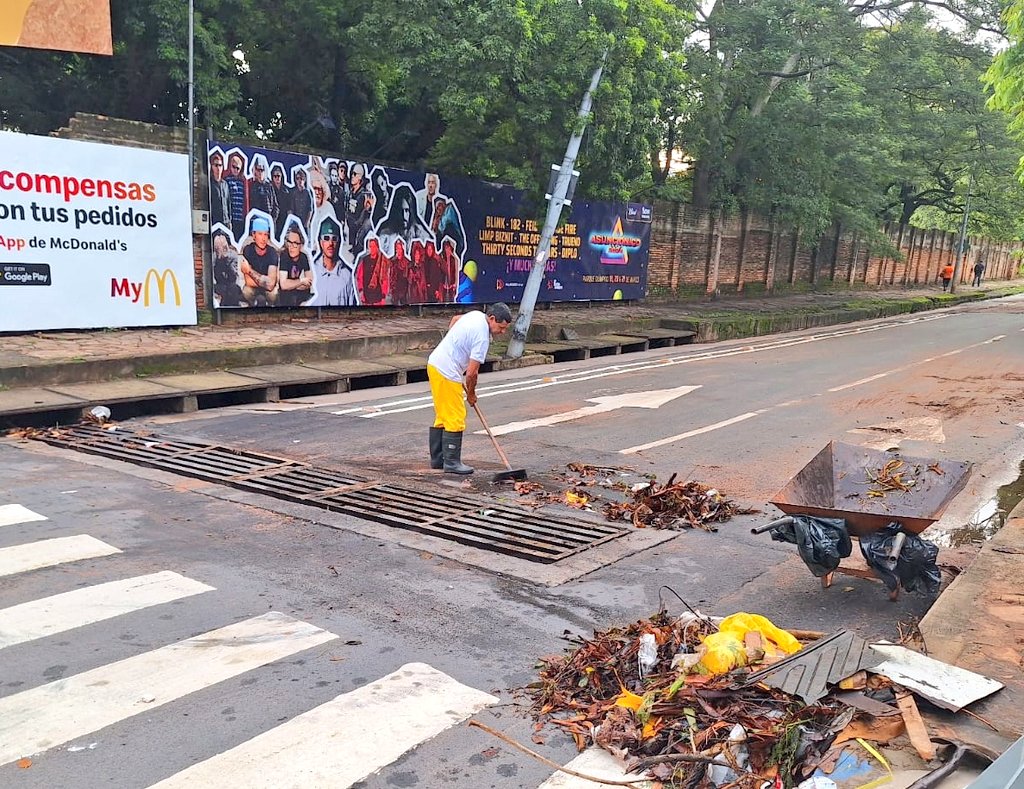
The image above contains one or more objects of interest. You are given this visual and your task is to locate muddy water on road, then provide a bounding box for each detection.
[932,458,1024,547]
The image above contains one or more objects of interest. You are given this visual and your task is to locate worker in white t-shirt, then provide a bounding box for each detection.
[426,303,513,474]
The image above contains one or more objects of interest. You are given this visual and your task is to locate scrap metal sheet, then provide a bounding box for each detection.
[867,643,1004,712]
[742,630,871,704]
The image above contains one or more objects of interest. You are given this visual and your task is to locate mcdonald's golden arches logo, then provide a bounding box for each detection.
[143,268,181,307]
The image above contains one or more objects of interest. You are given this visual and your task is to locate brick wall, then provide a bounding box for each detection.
[649,200,1023,297]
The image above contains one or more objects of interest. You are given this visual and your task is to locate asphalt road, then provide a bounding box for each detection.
[1,295,1022,788]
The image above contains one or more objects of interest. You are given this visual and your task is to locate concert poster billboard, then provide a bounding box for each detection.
[206,140,650,309]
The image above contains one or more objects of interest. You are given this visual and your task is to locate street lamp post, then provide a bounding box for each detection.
[187,0,195,205]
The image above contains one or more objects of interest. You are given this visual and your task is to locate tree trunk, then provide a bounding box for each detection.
[691,160,714,208]
[330,47,352,150]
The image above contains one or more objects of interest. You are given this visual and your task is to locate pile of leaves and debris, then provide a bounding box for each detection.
[526,599,1002,788]
[604,474,758,531]
[862,459,945,499]
[510,464,756,532]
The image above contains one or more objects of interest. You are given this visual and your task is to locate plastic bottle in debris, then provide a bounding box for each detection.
[796,777,838,789]
[637,633,658,678]
[708,724,749,786]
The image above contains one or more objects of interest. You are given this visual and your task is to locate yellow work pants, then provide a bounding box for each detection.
[427,364,466,432]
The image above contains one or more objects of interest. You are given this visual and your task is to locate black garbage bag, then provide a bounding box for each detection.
[859,522,942,596]
[770,516,852,577]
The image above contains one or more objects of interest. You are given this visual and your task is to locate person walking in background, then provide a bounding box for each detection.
[426,303,512,475]
[940,261,954,291]
[972,258,986,287]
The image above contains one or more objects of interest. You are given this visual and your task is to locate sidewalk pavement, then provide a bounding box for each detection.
[2,282,1018,392]
[920,498,1024,742]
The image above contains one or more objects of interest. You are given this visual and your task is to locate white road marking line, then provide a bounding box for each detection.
[147,662,496,789]
[620,331,1009,454]
[334,314,951,418]
[0,571,215,650]
[620,411,765,455]
[478,385,702,436]
[0,611,336,766]
[0,535,121,578]
[0,504,48,528]
[828,372,889,392]
[537,747,653,788]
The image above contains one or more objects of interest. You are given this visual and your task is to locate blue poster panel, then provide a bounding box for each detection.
[206,141,650,309]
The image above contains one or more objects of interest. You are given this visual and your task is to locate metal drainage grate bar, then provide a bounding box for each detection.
[42,426,299,481]
[36,425,628,563]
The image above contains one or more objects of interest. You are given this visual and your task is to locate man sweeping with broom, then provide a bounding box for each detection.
[427,303,512,474]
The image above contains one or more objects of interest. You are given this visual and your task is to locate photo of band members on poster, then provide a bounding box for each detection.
[208,143,467,309]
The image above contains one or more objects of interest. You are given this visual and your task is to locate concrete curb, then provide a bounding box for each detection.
[0,328,447,389]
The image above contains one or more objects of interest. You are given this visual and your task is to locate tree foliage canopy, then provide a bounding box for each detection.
[1,0,1021,240]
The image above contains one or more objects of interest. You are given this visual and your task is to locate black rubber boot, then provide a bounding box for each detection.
[442,431,474,475]
[429,427,444,470]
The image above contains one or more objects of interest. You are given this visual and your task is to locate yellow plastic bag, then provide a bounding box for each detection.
[718,612,801,656]
[697,632,748,675]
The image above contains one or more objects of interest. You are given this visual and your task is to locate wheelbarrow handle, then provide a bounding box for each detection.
[751,516,794,535]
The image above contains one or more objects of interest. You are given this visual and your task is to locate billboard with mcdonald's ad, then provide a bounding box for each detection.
[0,130,196,331]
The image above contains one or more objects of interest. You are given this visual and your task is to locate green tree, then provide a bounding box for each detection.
[343,0,691,200]
[654,0,1019,241]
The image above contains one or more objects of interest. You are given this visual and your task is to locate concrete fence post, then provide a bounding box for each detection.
[706,209,722,297]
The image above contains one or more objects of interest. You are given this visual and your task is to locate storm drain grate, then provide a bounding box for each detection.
[37,425,628,563]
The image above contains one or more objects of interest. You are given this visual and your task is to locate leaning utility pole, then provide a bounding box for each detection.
[950,169,974,295]
[505,51,607,359]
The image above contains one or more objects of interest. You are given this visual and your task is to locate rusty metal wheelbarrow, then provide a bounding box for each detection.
[753,441,972,599]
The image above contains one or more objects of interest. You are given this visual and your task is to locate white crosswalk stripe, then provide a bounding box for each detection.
[537,748,653,788]
[0,570,215,650]
[0,611,337,766]
[148,662,498,788]
[0,503,528,787]
[0,534,121,577]
[0,503,48,528]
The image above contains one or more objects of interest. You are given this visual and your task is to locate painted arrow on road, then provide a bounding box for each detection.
[474,384,701,436]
